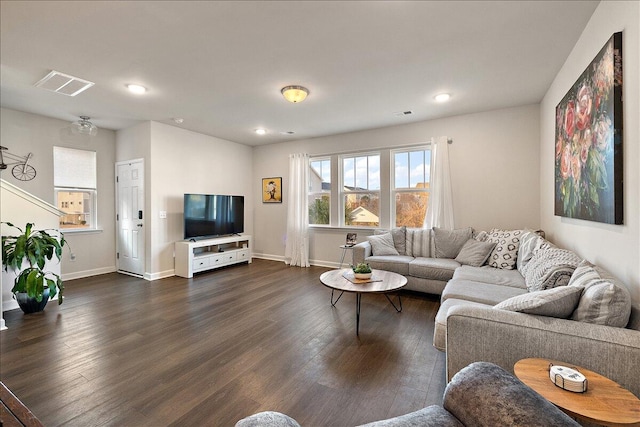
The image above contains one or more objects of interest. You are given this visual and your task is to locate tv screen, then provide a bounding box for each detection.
[184,194,244,239]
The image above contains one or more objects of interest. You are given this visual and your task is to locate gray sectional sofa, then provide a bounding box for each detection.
[352,226,640,397]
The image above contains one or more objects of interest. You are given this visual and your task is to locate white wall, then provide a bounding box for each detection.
[0,108,117,281]
[252,104,541,265]
[117,121,254,279]
[540,1,639,304]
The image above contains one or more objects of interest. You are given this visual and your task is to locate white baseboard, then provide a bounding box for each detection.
[0,318,6,330]
[252,253,286,262]
[144,269,175,281]
[62,266,117,281]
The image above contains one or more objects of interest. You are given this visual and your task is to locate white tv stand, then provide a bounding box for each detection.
[175,235,252,278]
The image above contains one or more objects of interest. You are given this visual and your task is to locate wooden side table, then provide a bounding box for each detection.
[514,358,640,426]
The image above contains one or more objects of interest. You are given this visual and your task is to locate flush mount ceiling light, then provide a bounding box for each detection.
[70,116,98,136]
[127,84,147,94]
[281,85,309,103]
[434,93,451,102]
[255,128,267,135]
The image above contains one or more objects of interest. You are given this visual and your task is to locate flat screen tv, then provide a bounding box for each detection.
[184,194,244,240]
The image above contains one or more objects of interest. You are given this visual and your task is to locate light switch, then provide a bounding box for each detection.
[159,211,167,219]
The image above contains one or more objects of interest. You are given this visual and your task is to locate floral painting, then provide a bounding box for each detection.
[555,32,623,224]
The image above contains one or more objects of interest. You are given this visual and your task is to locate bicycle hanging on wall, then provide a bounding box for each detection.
[0,146,37,181]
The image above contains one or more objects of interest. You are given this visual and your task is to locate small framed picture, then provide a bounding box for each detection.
[346,233,357,246]
[262,177,282,203]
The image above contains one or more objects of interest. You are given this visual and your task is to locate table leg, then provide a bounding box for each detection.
[330,289,344,306]
[339,248,347,267]
[385,293,402,312]
[356,292,362,335]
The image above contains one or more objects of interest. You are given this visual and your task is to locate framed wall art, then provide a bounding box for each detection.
[554,32,623,224]
[262,177,282,203]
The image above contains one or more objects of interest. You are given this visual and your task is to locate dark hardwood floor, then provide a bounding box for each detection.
[0,259,445,426]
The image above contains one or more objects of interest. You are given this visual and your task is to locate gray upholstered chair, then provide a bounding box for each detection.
[235,362,580,427]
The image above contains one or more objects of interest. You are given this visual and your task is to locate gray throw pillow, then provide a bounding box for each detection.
[433,227,473,258]
[569,260,632,327]
[367,232,399,256]
[455,239,497,267]
[494,286,583,318]
[374,226,406,255]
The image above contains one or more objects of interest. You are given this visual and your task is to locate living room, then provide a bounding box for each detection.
[1,1,639,425]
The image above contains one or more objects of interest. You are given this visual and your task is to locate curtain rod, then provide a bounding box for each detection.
[309,138,453,158]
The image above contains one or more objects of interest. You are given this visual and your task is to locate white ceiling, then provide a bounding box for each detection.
[0,1,599,146]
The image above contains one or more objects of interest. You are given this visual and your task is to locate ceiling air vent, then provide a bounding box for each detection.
[34,70,94,96]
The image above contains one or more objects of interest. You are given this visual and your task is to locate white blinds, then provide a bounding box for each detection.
[53,146,96,189]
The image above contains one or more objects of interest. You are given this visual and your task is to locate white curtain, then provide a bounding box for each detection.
[284,153,310,267]
[424,136,454,230]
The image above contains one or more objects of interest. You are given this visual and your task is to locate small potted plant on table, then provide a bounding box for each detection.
[352,262,372,280]
[2,222,66,313]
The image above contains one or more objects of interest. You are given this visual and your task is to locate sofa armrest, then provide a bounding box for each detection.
[352,241,371,265]
[446,305,640,398]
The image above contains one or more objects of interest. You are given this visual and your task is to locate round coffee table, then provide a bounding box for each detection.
[514,358,640,426]
[319,268,407,335]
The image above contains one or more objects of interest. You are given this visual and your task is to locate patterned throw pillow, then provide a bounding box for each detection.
[569,260,632,327]
[494,286,583,318]
[405,228,431,258]
[523,248,582,292]
[367,232,399,256]
[486,229,524,270]
[516,231,555,271]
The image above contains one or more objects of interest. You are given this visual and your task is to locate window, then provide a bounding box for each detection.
[53,146,97,230]
[309,144,430,229]
[341,154,380,227]
[392,148,430,228]
[309,158,331,225]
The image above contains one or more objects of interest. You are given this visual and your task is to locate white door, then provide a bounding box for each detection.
[116,159,145,277]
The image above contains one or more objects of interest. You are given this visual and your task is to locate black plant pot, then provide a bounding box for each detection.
[15,288,50,314]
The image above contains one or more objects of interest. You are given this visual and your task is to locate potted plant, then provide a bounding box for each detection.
[2,222,66,313]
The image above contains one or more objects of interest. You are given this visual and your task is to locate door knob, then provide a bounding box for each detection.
[137,224,143,227]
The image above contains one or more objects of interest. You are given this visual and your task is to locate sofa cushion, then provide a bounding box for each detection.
[433,227,473,258]
[409,257,460,281]
[452,265,527,289]
[569,261,631,327]
[454,239,496,267]
[356,405,463,427]
[517,231,555,271]
[374,227,406,255]
[494,286,582,318]
[367,233,399,256]
[522,248,581,292]
[405,228,431,258]
[365,255,413,276]
[486,229,524,270]
[442,279,527,305]
[434,298,492,351]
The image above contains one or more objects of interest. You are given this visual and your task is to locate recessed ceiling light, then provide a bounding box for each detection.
[127,84,147,94]
[255,128,267,135]
[434,93,451,102]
